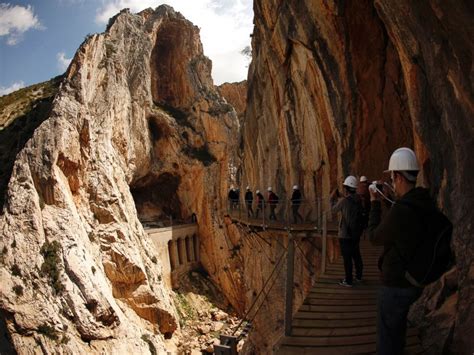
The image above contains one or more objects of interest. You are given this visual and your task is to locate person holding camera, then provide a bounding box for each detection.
[331,175,364,287]
[367,147,436,355]
[357,176,371,234]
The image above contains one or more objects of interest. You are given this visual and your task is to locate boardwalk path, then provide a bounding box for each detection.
[276,240,423,354]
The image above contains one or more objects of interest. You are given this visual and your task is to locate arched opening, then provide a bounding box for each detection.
[185,236,193,262]
[193,234,199,262]
[177,238,186,266]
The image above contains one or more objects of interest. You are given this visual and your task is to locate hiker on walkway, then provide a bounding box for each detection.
[244,186,254,218]
[367,147,452,355]
[267,187,279,220]
[331,175,364,288]
[357,176,371,234]
[255,190,265,218]
[291,185,303,224]
[228,187,237,210]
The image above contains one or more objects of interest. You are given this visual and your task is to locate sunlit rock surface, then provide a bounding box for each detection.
[241,0,473,352]
[0,6,238,353]
[217,81,247,122]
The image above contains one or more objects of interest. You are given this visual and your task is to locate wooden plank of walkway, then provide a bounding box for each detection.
[275,240,423,354]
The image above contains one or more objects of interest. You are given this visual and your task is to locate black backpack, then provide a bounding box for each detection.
[399,202,453,287]
[345,195,364,240]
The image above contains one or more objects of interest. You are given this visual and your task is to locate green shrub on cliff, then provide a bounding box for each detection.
[40,241,64,294]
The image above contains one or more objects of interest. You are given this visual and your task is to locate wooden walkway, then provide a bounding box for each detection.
[229,214,339,234]
[276,240,423,354]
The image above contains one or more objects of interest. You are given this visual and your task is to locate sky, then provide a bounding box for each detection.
[0,0,253,96]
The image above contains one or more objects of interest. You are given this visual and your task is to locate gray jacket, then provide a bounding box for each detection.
[331,194,360,239]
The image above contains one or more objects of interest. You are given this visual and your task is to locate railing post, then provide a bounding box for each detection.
[284,231,295,336]
[219,335,238,355]
[321,213,327,275]
[317,198,322,230]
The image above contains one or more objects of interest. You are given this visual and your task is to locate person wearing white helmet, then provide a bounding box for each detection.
[267,187,279,220]
[367,147,452,354]
[291,185,303,224]
[244,186,254,218]
[357,175,371,233]
[331,175,364,288]
[255,189,264,218]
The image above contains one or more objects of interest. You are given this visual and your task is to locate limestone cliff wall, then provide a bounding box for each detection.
[0,6,238,354]
[217,81,247,122]
[242,0,473,352]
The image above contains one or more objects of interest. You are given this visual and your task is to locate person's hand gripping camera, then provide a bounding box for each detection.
[369,181,383,201]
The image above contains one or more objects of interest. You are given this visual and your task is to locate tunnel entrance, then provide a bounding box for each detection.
[130,172,182,226]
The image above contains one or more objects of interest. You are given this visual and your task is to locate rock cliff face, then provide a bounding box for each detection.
[0,6,238,354]
[242,0,473,352]
[217,81,247,122]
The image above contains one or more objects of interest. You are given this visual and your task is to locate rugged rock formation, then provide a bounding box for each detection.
[0,77,62,209]
[242,0,473,352]
[0,6,238,353]
[218,81,247,122]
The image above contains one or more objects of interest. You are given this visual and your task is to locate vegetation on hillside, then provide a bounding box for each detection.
[0,76,62,210]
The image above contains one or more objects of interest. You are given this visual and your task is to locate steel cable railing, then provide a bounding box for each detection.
[226,198,335,230]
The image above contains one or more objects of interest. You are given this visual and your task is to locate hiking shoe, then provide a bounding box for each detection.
[339,279,353,287]
[354,277,363,284]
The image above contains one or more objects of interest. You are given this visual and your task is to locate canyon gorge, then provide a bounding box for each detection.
[1,1,473,354]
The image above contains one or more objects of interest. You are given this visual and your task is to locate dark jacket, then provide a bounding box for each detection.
[268,192,278,206]
[331,193,362,240]
[291,189,302,205]
[256,193,264,207]
[245,191,253,203]
[367,187,437,287]
[228,190,237,201]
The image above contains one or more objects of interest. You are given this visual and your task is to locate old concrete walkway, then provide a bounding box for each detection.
[275,240,423,354]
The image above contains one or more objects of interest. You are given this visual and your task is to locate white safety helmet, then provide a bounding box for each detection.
[246,186,250,190]
[267,186,272,191]
[293,185,298,190]
[343,176,358,189]
[386,147,420,172]
[360,176,368,183]
[256,190,260,194]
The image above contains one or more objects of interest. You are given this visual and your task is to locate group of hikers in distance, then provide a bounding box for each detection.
[229,147,453,355]
[227,185,303,223]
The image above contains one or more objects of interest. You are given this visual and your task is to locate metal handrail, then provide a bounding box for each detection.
[217,200,344,350]
[226,198,335,230]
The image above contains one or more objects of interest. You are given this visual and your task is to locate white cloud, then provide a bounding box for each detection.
[0,3,43,45]
[57,51,72,72]
[0,81,25,96]
[95,0,253,84]
[57,0,85,4]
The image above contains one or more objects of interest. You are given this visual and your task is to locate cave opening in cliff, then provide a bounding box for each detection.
[130,172,182,226]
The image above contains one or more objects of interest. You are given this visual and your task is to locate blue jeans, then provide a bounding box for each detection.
[377,286,422,355]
